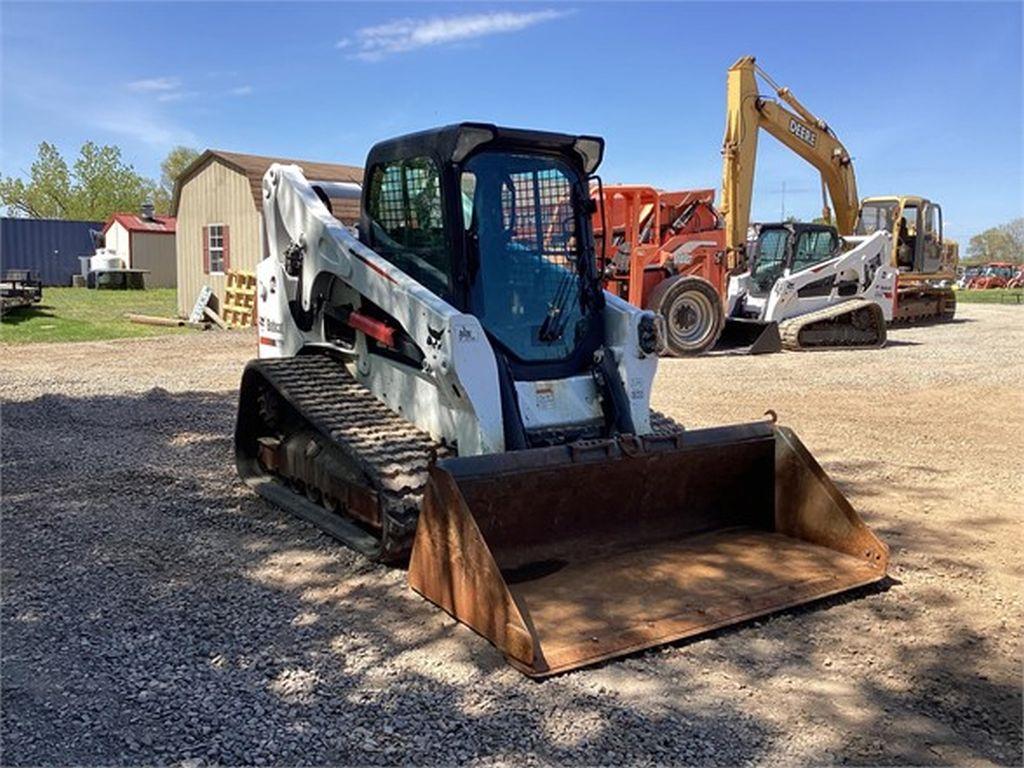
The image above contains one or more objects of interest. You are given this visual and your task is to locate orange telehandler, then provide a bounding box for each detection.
[593,186,730,355]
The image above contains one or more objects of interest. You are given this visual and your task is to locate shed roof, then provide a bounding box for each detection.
[104,213,176,235]
[171,149,363,216]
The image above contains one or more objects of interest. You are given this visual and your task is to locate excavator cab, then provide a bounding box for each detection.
[857,196,948,275]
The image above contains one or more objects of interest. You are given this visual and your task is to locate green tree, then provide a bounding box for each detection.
[0,142,72,217]
[72,142,159,220]
[0,141,159,221]
[967,218,1024,264]
[154,145,200,213]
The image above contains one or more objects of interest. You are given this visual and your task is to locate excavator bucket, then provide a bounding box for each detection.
[408,421,887,677]
[715,318,783,354]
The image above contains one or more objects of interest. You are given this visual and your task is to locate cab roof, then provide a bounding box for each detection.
[364,122,605,174]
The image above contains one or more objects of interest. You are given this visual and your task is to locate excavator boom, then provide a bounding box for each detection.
[720,56,859,261]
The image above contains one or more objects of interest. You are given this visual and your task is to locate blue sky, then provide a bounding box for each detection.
[2,2,1021,241]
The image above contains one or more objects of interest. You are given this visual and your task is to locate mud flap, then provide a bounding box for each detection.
[715,318,782,355]
[408,422,887,677]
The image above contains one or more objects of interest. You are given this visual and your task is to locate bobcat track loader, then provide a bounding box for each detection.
[723,223,897,351]
[234,123,888,676]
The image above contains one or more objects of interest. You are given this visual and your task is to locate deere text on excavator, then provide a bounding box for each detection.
[235,123,888,676]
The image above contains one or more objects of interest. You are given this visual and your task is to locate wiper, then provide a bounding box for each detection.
[539,267,576,342]
[538,179,595,343]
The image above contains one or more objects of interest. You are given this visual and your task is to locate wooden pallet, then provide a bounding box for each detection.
[223,270,257,328]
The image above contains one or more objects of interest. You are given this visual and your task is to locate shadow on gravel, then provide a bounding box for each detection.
[2,388,1019,766]
[1,388,779,766]
[832,629,1022,764]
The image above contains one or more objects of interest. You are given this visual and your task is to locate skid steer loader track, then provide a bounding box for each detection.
[235,354,453,560]
[236,353,683,561]
[779,299,886,350]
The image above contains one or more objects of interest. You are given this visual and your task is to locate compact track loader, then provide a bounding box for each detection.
[235,123,888,676]
[722,223,896,351]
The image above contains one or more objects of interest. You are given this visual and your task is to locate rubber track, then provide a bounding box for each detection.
[778,299,885,351]
[251,355,452,526]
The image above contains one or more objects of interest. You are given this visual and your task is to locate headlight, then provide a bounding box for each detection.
[638,313,661,355]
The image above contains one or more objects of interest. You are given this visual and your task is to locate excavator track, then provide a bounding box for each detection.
[891,285,957,325]
[236,353,683,561]
[779,299,886,351]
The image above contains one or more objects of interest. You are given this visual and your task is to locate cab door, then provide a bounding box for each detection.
[920,201,943,274]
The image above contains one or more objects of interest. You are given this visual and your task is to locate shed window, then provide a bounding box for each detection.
[208,225,225,273]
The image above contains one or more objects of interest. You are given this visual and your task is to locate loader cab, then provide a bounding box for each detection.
[857,196,945,275]
[360,123,607,379]
[748,223,840,296]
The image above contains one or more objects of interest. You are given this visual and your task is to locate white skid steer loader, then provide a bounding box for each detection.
[720,222,897,351]
[234,123,888,676]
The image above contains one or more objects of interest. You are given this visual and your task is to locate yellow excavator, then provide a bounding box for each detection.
[720,56,957,324]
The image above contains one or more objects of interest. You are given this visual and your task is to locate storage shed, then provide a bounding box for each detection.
[171,150,362,317]
[1,217,103,285]
[102,206,177,288]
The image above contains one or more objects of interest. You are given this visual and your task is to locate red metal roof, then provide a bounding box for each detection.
[103,213,176,235]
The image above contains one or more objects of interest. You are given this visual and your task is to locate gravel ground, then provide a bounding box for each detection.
[2,304,1021,766]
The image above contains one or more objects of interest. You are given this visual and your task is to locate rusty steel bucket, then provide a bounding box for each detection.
[408,421,887,677]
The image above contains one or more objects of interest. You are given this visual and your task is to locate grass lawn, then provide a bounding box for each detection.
[1,287,192,345]
[956,288,1024,305]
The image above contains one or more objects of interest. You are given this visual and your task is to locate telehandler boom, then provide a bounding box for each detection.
[235,123,888,675]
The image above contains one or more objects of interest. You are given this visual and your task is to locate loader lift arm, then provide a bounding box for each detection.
[720,55,859,263]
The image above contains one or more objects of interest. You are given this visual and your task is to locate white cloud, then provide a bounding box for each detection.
[91,108,198,149]
[126,76,181,93]
[230,85,254,96]
[338,8,572,61]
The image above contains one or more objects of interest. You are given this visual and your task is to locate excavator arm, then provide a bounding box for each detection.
[720,56,859,261]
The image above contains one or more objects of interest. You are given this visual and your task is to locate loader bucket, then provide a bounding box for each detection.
[408,421,887,677]
[715,318,782,354]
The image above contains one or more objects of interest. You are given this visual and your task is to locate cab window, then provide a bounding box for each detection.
[923,204,939,238]
[751,228,789,293]
[367,157,450,297]
[901,205,918,235]
[793,229,838,271]
[856,202,898,235]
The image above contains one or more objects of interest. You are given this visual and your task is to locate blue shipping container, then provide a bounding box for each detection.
[1,217,103,286]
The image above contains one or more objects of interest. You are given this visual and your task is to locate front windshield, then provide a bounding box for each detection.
[462,151,594,363]
[856,202,899,235]
[750,227,789,295]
